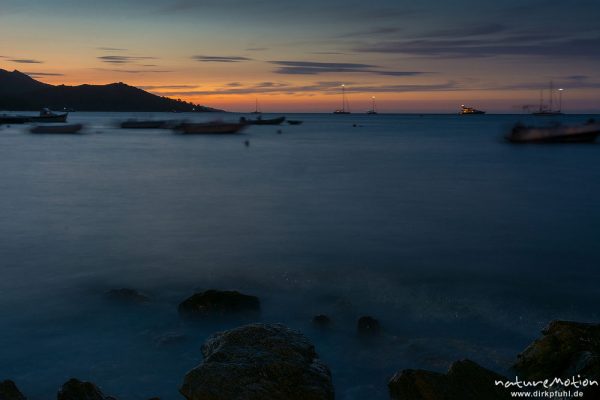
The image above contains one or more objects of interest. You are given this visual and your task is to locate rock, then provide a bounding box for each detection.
[388,359,511,400]
[312,315,331,328]
[357,316,381,336]
[514,320,600,380]
[178,290,260,318]
[513,320,600,398]
[106,288,149,304]
[57,379,113,400]
[180,323,334,400]
[0,380,26,400]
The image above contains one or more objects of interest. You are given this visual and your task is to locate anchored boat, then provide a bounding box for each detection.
[459,105,486,115]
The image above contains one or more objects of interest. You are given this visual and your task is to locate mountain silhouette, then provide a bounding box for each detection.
[0,69,221,112]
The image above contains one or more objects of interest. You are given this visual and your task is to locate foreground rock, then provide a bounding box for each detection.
[180,323,334,400]
[0,380,25,400]
[57,379,113,400]
[106,288,149,304]
[178,290,260,318]
[514,320,600,397]
[388,359,511,400]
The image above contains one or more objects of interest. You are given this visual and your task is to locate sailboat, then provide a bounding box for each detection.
[250,99,262,114]
[333,84,351,114]
[366,96,378,114]
[532,82,563,116]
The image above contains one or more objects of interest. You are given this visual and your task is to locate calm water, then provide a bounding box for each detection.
[1,112,600,399]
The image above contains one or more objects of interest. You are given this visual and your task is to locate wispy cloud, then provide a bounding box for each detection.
[23,71,64,77]
[191,55,252,63]
[98,55,158,64]
[354,33,600,59]
[95,68,170,74]
[97,47,128,52]
[155,80,458,96]
[9,59,43,64]
[269,60,428,76]
[246,47,268,51]
[140,84,198,90]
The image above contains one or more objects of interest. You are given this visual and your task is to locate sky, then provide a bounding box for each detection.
[1,0,600,112]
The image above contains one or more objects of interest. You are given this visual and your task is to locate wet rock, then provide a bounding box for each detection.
[180,323,334,400]
[106,288,149,304]
[357,316,381,336]
[388,359,511,400]
[57,379,113,400]
[0,380,26,400]
[178,290,260,318]
[312,315,331,328]
[514,320,600,380]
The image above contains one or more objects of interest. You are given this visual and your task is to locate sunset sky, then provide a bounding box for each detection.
[1,0,600,112]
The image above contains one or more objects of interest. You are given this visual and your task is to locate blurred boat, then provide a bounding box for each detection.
[459,105,485,115]
[29,108,68,123]
[120,119,169,129]
[175,121,246,134]
[287,120,303,125]
[240,116,286,125]
[506,119,600,143]
[30,124,83,134]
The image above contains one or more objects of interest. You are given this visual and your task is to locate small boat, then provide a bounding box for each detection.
[30,124,83,134]
[333,84,351,114]
[366,96,378,114]
[531,82,563,116]
[506,119,600,143]
[29,108,68,123]
[250,99,262,114]
[459,105,485,115]
[175,121,246,134]
[287,120,303,125]
[240,116,286,125]
[120,119,170,129]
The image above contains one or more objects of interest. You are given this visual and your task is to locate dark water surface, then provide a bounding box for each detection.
[1,112,600,399]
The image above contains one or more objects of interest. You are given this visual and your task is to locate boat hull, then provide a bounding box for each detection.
[176,122,246,134]
[507,122,600,143]
[30,124,83,134]
[29,113,68,123]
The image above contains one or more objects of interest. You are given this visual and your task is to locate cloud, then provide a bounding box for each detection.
[9,59,43,64]
[246,47,268,51]
[155,80,458,96]
[354,33,600,59]
[414,24,508,39]
[191,55,252,63]
[140,84,198,89]
[95,68,170,74]
[269,60,428,76]
[98,55,157,64]
[97,47,127,51]
[23,72,64,77]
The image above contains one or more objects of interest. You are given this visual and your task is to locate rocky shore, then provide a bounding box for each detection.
[3,289,600,400]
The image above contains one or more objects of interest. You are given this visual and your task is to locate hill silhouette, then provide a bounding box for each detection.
[0,69,221,112]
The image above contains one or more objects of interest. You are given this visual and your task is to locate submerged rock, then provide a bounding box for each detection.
[180,323,334,400]
[388,359,511,400]
[106,288,149,304]
[57,379,113,400]
[178,290,260,318]
[0,380,26,400]
[312,315,331,328]
[357,316,381,336]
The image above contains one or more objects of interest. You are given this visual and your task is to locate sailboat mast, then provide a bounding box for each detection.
[539,89,544,112]
[549,81,554,112]
[342,84,346,112]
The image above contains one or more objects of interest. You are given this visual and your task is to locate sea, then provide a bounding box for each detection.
[1,112,600,400]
